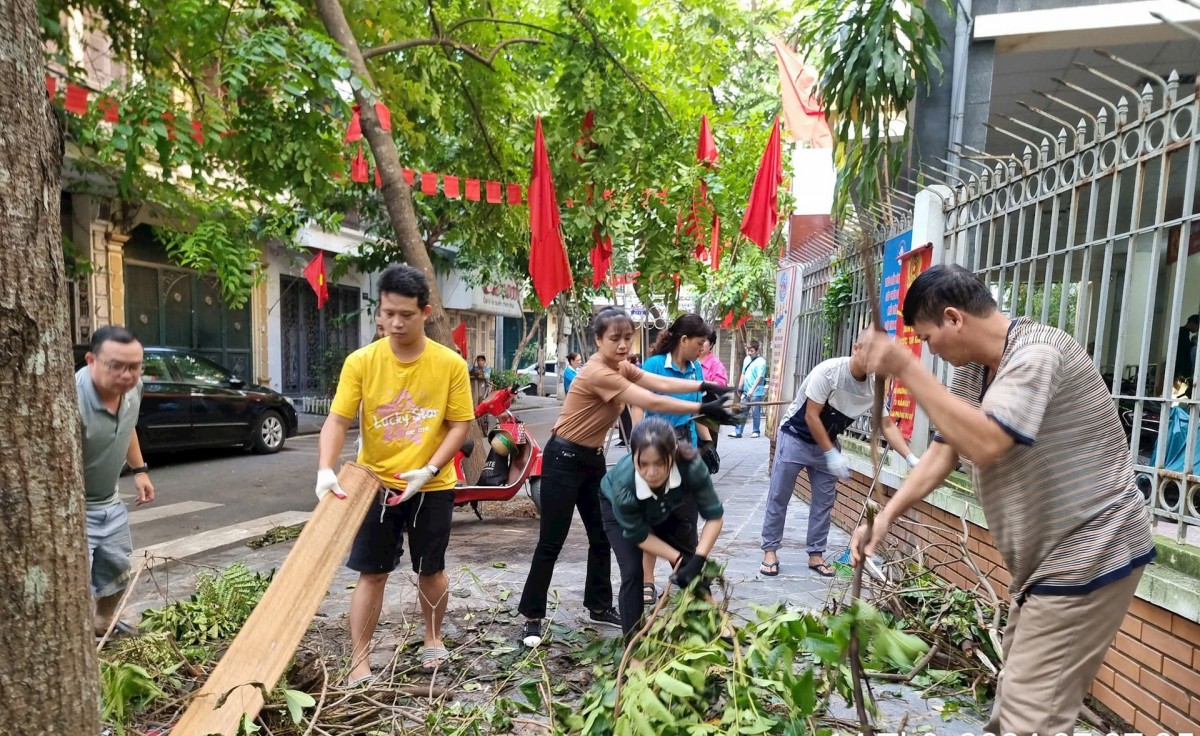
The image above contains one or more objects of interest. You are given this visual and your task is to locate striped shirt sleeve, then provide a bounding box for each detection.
[981,343,1061,445]
[932,363,985,444]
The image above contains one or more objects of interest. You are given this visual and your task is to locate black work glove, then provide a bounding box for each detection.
[700,381,734,397]
[670,553,708,589]
[699,440,720,475]
[699,394,748,426]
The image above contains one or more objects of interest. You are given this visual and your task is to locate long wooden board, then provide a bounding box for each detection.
[172,462,380,735]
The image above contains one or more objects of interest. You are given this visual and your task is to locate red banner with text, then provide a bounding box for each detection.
[890,243,933,440]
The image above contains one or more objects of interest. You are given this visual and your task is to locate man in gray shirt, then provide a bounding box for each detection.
[78,325,155,636]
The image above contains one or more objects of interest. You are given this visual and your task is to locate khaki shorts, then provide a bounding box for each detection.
[87,501,133,598]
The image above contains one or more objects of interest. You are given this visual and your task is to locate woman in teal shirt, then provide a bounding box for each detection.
[600,418,724,635]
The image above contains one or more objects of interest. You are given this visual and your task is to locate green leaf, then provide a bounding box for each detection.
[282,689,315,724]
[652,672,695,699]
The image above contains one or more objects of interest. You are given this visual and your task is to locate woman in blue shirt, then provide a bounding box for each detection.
[562,352,581,394]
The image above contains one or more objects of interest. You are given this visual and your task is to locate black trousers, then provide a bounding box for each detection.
[600,494,698,635]
[518,436,612,620]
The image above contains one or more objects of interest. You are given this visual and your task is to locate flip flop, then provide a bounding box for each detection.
[759,560,779,577]
[96,620,139,642]
[808,562,835,578]
[343,673,375,689]
[421,646,451,672]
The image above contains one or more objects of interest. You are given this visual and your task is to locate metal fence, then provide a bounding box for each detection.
[940,59,1200,543]
[791,213,911,441]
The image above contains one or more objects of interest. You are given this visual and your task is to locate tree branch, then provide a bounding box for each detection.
[445,16,578,43]
[361,36,541,64]
[566,3,673,123]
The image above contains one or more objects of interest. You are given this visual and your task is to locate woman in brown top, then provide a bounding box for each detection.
[517,307,742,647]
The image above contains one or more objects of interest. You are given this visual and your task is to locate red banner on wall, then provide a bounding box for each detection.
[889,242,933,440]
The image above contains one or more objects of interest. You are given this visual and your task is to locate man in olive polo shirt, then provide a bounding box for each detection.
[78,325,156,636]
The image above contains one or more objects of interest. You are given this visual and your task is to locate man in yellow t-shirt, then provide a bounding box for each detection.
[315,264,473,682]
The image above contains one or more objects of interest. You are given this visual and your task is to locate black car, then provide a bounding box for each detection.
[73,345,299,454]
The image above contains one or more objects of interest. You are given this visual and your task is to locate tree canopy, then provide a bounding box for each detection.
[42,0,797,316]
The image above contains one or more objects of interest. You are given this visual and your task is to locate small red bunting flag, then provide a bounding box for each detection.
[374,101,391,132]
[161,111,177,140]
[421,172,438,196]
[721,312,734,329]
[465,179,480,201]
[736,313,751,328]
[374,166,382,188]
[64,83,88,115]
[402,168,415,185]
[46,76,56,99]
[506,183,522,205]
[189,120,204,145]
[486,181,502,204]
[345,105,362,143]
[350,147,369,183]
[97,96,119,123]
[443,175,460,199]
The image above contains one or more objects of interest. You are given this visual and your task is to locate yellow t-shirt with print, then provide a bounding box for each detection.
[330,338,473,491]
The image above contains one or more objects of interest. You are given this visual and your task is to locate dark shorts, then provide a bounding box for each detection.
[347,488,455,576]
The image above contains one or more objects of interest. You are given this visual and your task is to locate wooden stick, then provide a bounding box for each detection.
[172,463,381,736]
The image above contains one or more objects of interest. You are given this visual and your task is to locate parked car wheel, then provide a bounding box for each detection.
[528,477,542,513]
[252,410,287,454]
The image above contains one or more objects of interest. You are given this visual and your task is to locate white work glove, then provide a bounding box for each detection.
[823,448,850,479]
[905,452,920,468]
[391,466,436,505]
[315,468,346,502]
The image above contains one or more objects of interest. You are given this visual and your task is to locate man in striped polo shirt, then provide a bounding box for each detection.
[853,265,1155,735]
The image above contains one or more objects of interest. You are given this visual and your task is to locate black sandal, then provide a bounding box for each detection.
[642,582,657,605]
[808,562,836,578]
[759,560,779,577]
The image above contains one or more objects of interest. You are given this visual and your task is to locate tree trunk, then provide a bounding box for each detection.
[509,313,541,372]
[0,0,101,732]
[313,0,486,482]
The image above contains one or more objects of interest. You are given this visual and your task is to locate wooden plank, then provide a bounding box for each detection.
[171,463,379,735]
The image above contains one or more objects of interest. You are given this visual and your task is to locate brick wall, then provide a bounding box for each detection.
[795,468,1200,732]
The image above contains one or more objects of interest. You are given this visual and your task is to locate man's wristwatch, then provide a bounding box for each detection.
[425,464,440,476]
[129,464,150,475]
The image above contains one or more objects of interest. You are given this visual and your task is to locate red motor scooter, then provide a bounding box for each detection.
[452,384,544,519]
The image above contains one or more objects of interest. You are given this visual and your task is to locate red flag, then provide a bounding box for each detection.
[589,228,613,289]
[696,114,719,165]
[97,96,118,123]
[507,183,523,205]
[736,313,751,328]
[46,76,56,99]
[465,179,481,201]
[350,147,369,183]
[161,111,177,140]
[443,175,461,199]
[773,39,833,148]
[721,311,734,329]
[64,83,88,115]
[345,105,362,143]
[740,117,784,249]
[451,321,467,357]
[486,181,502,204]
[403,168,415,185]
[303,252,330,309]
[374,101,391,132]
[421,172,438,195]
[528,118,572,308]
[710,217,722,270]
